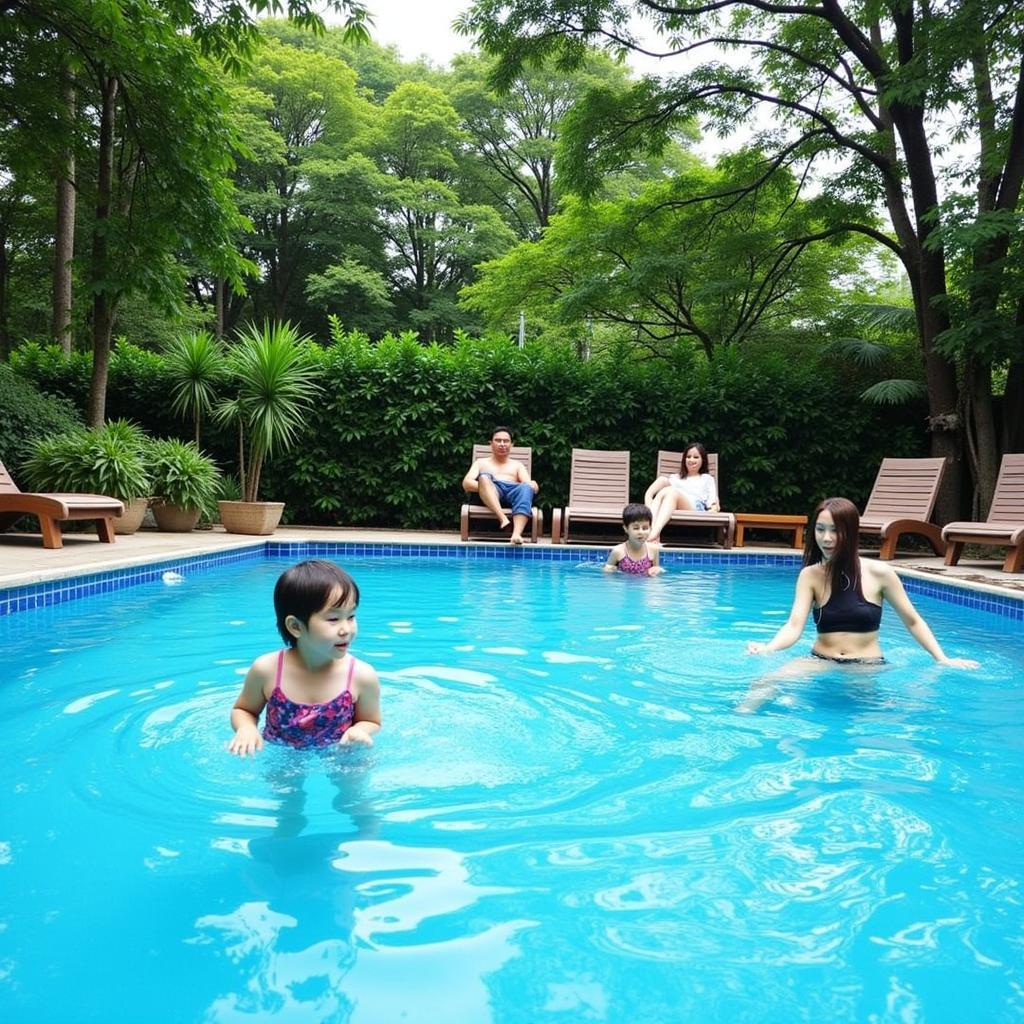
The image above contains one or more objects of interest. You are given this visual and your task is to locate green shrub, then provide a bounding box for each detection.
[22,421,152,502]
[0,363,83,480]
[268,328,924,527]
[148,438,221,516]
[5,330,927,527]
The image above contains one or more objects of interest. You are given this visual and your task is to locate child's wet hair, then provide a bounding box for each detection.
[274,559,360,646]
[622,503,653,526]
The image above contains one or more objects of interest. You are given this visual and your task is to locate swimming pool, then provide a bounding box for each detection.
[1,554,1022,1023]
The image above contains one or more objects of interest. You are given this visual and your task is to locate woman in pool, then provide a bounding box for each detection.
[644,441,720,543]
[228,559,381,755]
[744,497,978,700]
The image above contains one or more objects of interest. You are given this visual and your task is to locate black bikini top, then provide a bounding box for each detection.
[813,574,883,634]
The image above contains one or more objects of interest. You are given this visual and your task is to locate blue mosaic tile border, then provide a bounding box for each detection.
[265,540,803,568]
[0,545,264,616]
[900,574,1024,620]
[2,540,1021,620]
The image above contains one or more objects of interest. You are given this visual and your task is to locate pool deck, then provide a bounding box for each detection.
[2,524,1023,602]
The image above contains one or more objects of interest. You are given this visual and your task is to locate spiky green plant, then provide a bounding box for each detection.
[147,438,220,514]
[23,422,151,502]
[214,321,321,503]
[164,330,227,447]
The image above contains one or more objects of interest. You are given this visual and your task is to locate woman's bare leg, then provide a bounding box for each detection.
[648,489,694,542]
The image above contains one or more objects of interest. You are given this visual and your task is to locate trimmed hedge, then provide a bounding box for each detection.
[7,333,925,527]
[0,363,83,480]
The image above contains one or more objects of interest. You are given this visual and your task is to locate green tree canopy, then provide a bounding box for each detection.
[459,0,1024,517]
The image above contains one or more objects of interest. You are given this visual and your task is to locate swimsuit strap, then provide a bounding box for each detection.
[344,655,355,694]
[275,649,285,691]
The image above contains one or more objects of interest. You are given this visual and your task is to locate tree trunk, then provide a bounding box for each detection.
[915,248,962,524]
[52,74,76,354]
[1003,359,1024,454]
[0,213,10,360]
[215,278,225,338]
[963,359,998,517]
[86,73,119,428]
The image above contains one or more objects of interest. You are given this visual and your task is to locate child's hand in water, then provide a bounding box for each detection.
[746,641,770,655]
[940,656,980,669]
[340,723,376,747]
[228,724,264,757]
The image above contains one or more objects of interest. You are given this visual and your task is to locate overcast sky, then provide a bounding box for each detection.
[350,0,674,75]
[354,0,474,64]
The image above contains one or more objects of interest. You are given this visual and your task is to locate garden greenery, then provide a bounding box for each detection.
[9,333,925,527]
[0,364,83,479]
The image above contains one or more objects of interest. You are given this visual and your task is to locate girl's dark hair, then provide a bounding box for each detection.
[804,497,861,589]
[622,502,653,526]
[680,442,709,475]
[274,560,360,646]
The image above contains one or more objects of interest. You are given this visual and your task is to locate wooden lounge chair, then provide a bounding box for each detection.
[0,459,124,549]
[941,453,1024,573]
[551,448,630,543]
[858,457,947,559]
[460,444,542,543]
[652,450,736,549]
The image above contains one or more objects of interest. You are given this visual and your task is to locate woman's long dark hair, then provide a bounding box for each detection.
[680,441,709,476]
[804,497,861,591]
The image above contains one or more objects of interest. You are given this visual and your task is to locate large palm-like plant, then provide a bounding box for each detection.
[164,330,227,447]
[215,321,321,503]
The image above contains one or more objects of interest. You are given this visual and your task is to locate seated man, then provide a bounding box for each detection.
[462,426,539,544]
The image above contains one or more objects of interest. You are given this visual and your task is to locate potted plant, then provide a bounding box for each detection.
[22,421,153,534]
[164,329,226,447]
[148,438,220,532]
[214,320,320,535]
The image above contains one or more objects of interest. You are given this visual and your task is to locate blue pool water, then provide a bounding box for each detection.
[1,556,1022,1023]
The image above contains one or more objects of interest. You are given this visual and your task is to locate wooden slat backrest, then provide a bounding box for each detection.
[471,444,533,478]
[568,448,630,507]
[862,457,946,521]
[0,460,22,494]
[657,450,719,484]
[987,454,1024,523]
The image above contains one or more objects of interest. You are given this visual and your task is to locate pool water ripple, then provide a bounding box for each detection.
[1,557,1022,1023]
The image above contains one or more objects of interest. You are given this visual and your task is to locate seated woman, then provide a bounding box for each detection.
[740,496,977,711]
[644,441,720,543]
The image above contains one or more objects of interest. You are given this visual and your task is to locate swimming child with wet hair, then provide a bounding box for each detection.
[228,559,381,755]
[604,503,665,576]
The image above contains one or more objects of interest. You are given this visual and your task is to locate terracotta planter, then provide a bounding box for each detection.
[218,500,285,536]
[113,497,149,535]
[152,502,201,532]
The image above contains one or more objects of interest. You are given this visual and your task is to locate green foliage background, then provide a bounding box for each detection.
[0,364,83,479]
[8,336,925,527]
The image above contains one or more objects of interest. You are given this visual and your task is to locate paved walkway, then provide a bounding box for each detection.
[2,524,1023,599]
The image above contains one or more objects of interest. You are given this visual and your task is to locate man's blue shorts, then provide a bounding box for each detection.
[478,474,534,516]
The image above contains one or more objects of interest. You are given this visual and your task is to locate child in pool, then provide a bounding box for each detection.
[228,559,381,755]
[604,503,665,576]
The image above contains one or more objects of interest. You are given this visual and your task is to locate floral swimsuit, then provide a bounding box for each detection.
[262,649,356,748]
[618,544,654,576]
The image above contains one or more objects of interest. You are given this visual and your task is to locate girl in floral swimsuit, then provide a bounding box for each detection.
[604,503,665,577]
[228,560,382,755]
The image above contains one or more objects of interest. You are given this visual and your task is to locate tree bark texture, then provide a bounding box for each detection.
[51,74,77,355]
[86,73,119,428]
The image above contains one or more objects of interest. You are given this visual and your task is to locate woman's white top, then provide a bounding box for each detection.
[668,472,718,508]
